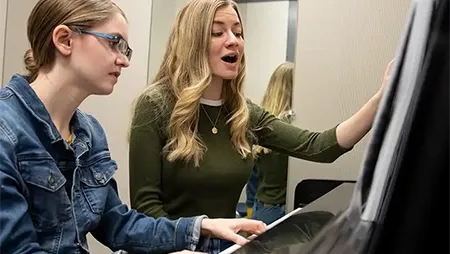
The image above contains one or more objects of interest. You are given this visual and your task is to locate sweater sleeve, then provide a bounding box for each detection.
[129,94,169,218]
[248,100,352,163]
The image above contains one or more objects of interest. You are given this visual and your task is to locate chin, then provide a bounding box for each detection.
[93,85,115,96]
[217,72,239,80]
[102,87,115,95]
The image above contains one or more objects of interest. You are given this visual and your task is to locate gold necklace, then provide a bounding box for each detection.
[66,133,73,144]
[201,104,222,134]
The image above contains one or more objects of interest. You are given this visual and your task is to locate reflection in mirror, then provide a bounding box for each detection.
[234,0,298,226]
[237,0,298,103]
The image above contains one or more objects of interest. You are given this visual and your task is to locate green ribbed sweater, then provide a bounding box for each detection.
[128,87,350,219]
[254,151,290,205]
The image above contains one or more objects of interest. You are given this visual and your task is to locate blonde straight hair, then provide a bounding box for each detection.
[253,61,295,156]
[132,0,250,167]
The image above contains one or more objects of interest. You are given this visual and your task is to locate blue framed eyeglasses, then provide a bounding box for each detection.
[75,30,133,61]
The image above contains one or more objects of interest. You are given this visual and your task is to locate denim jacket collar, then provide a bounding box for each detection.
[6,74,92,148]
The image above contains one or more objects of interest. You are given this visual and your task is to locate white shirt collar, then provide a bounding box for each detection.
[200,98,223,106]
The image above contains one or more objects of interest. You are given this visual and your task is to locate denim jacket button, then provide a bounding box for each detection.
[48,175,55,186]
[94,172,102,180]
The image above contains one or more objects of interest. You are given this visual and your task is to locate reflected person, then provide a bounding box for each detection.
[248,61,295,225]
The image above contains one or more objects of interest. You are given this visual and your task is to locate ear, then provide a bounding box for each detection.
[52,25,74,57]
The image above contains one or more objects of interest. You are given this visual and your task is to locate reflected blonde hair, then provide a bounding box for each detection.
[253,61,295,156]
[24,0,126,83]
[132,0,249,167]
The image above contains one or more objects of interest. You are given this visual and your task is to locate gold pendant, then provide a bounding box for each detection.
[212,127,218,134]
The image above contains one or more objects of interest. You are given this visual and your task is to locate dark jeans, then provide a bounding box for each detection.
[251,200,286,225]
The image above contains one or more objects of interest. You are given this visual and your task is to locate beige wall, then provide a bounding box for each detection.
[0,0,7,86]
[2,0,38,86]
[286,0,411,211]
[147,0,190,84]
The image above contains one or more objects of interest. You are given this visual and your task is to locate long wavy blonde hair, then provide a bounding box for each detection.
[132,0,250,167]
[253,61,295,156]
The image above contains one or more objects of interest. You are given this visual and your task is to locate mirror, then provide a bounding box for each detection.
[237,0,298,103]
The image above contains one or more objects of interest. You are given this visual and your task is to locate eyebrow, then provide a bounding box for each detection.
[213,20,241,27]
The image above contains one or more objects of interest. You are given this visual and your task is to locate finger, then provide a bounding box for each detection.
[226,232,250,246]
[235,219,267,234]
[246,224,267,235]
[385,59,395,75]
[388,58,395,65]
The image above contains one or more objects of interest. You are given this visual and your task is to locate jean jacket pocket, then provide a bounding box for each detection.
[79,159,117,215]
[19,159,72,228]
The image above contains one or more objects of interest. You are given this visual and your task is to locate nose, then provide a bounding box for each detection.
[116,54,130,68]
[225,31,239,47]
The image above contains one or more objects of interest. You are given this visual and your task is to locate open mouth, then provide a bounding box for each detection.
[221,55,238,64]
[109,72,120,78]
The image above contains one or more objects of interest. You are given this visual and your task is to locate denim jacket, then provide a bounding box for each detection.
[0,74,207,254]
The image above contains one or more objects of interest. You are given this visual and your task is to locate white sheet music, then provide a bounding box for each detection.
[219,207,303,254]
